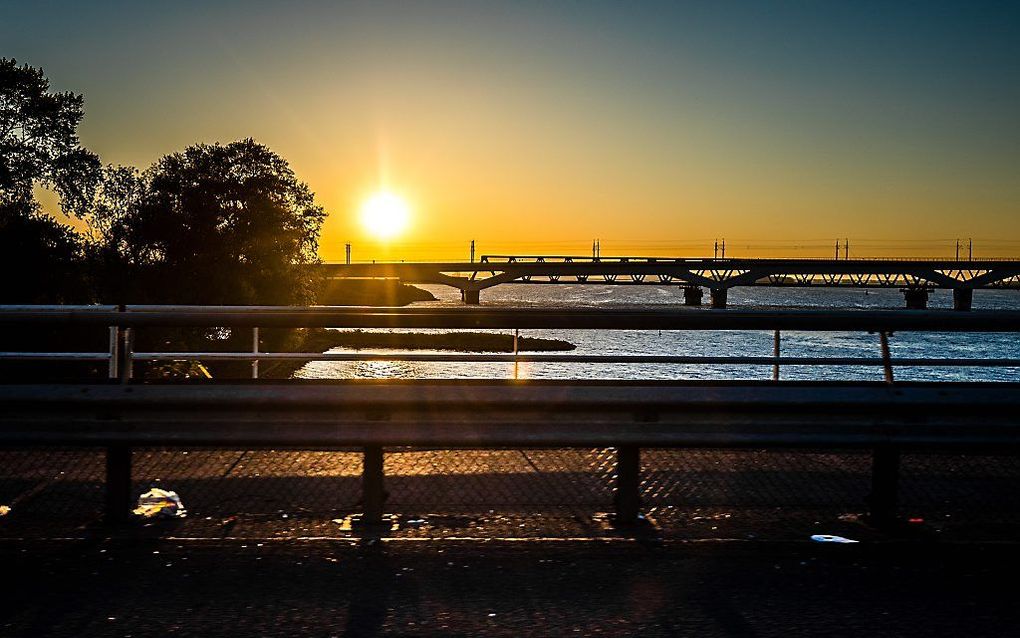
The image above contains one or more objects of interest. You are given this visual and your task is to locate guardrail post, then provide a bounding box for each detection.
[120,327,134,383]
[867,445,900,528]
[107,325,119,379]
[613,446,641,525]
[104,444,132,525]
[772,329,781,381]
[105,306,134,525]
[879,331,894,384]
[114,305,132,383]
[251,327,260,379]
[362,445,385,525]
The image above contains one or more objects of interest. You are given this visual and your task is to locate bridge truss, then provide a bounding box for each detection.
[320,256,1020,307]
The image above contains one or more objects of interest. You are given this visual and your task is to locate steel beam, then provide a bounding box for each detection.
[315,259,1020,293]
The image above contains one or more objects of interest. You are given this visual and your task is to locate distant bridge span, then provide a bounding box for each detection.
[319,256,1020,309]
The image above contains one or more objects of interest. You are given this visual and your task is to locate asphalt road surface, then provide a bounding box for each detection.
[2,539,1016,637]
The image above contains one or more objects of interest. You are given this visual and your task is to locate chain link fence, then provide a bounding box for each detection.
[1,447,1018,540]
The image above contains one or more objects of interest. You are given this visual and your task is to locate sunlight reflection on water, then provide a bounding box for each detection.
[295,285,1020,382]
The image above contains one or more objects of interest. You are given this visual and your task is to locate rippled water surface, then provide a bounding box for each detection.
[296,285,1020,382]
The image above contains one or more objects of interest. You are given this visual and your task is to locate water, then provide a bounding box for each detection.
[296,285,1020,382]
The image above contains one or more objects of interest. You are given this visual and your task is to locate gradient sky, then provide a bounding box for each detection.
[3,0,1019,260]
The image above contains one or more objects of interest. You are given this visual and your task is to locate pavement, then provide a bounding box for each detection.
[3,447,1019,636]
[2,538,1017,637]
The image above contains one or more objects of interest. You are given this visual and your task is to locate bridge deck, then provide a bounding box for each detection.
[316,258,1020,306]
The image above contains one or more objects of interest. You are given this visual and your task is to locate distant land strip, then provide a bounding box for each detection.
[307,329,575,353]
[257,328,575,379]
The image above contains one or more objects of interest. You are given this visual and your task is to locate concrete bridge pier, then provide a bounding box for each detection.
[681,285,703,306]
[710,287,728,309]
[461,289,481,305]
[902,287,929,310]
[953,288,973,312]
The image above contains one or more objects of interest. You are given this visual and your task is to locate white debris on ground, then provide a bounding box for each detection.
[133,488,187,519]
[810,534,859,544]
[0,505,10,517]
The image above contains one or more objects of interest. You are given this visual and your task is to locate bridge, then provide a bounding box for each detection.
[319,256,1020,308]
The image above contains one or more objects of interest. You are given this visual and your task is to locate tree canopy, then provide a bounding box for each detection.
[1,59,331,378]
[1,59,328,311]
[0,198,87,303]
[0,58,99,215]
[97,139,327,305]
[0,58,97,303]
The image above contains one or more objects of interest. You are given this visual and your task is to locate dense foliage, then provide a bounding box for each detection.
[93,140,327,305]
[0,59,332,377]
[0,58,99,303]
[1,58,327,309]
[0,58,100,215]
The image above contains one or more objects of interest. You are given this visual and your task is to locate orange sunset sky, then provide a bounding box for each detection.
[5,1,1019,261]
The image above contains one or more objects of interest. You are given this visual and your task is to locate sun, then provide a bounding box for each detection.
[360,191,410,239]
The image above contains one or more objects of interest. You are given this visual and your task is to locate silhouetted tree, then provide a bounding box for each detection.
[0,57,100,215]
[1,60,330,378]
[0,199,86,303]
[0,197,96,380]
[0,58,97,304]
[96,139,326,306]
[85,139,328,377]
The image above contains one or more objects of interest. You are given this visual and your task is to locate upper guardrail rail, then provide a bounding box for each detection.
[1,306,1019,331]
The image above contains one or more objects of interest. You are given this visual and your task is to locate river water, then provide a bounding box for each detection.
[296,285,1020,382]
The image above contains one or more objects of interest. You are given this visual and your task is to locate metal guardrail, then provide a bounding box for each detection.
[2,305,1019,529]
[1,306,1019,382]
[3,379,1020,529]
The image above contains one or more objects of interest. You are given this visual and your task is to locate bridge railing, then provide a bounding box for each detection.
[2,306,1020,382]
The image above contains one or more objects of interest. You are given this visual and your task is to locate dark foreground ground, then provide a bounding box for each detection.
[2,539,1017,637]
[2,448,1018,636]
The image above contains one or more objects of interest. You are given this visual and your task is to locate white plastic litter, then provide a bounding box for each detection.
[810,534,858,544]
[133,488,186,519]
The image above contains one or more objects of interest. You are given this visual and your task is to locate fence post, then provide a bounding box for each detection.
[361,445,385,525]
[879,331,894,384]
[121,327,134,384]
[613,446,641,524]
[105,444,132,525]
[772,329,781,381]
[251,326,260,379]
[107,326,119,379]
[867,445,900,528]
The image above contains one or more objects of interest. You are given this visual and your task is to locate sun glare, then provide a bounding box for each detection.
[360,191,410,239]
